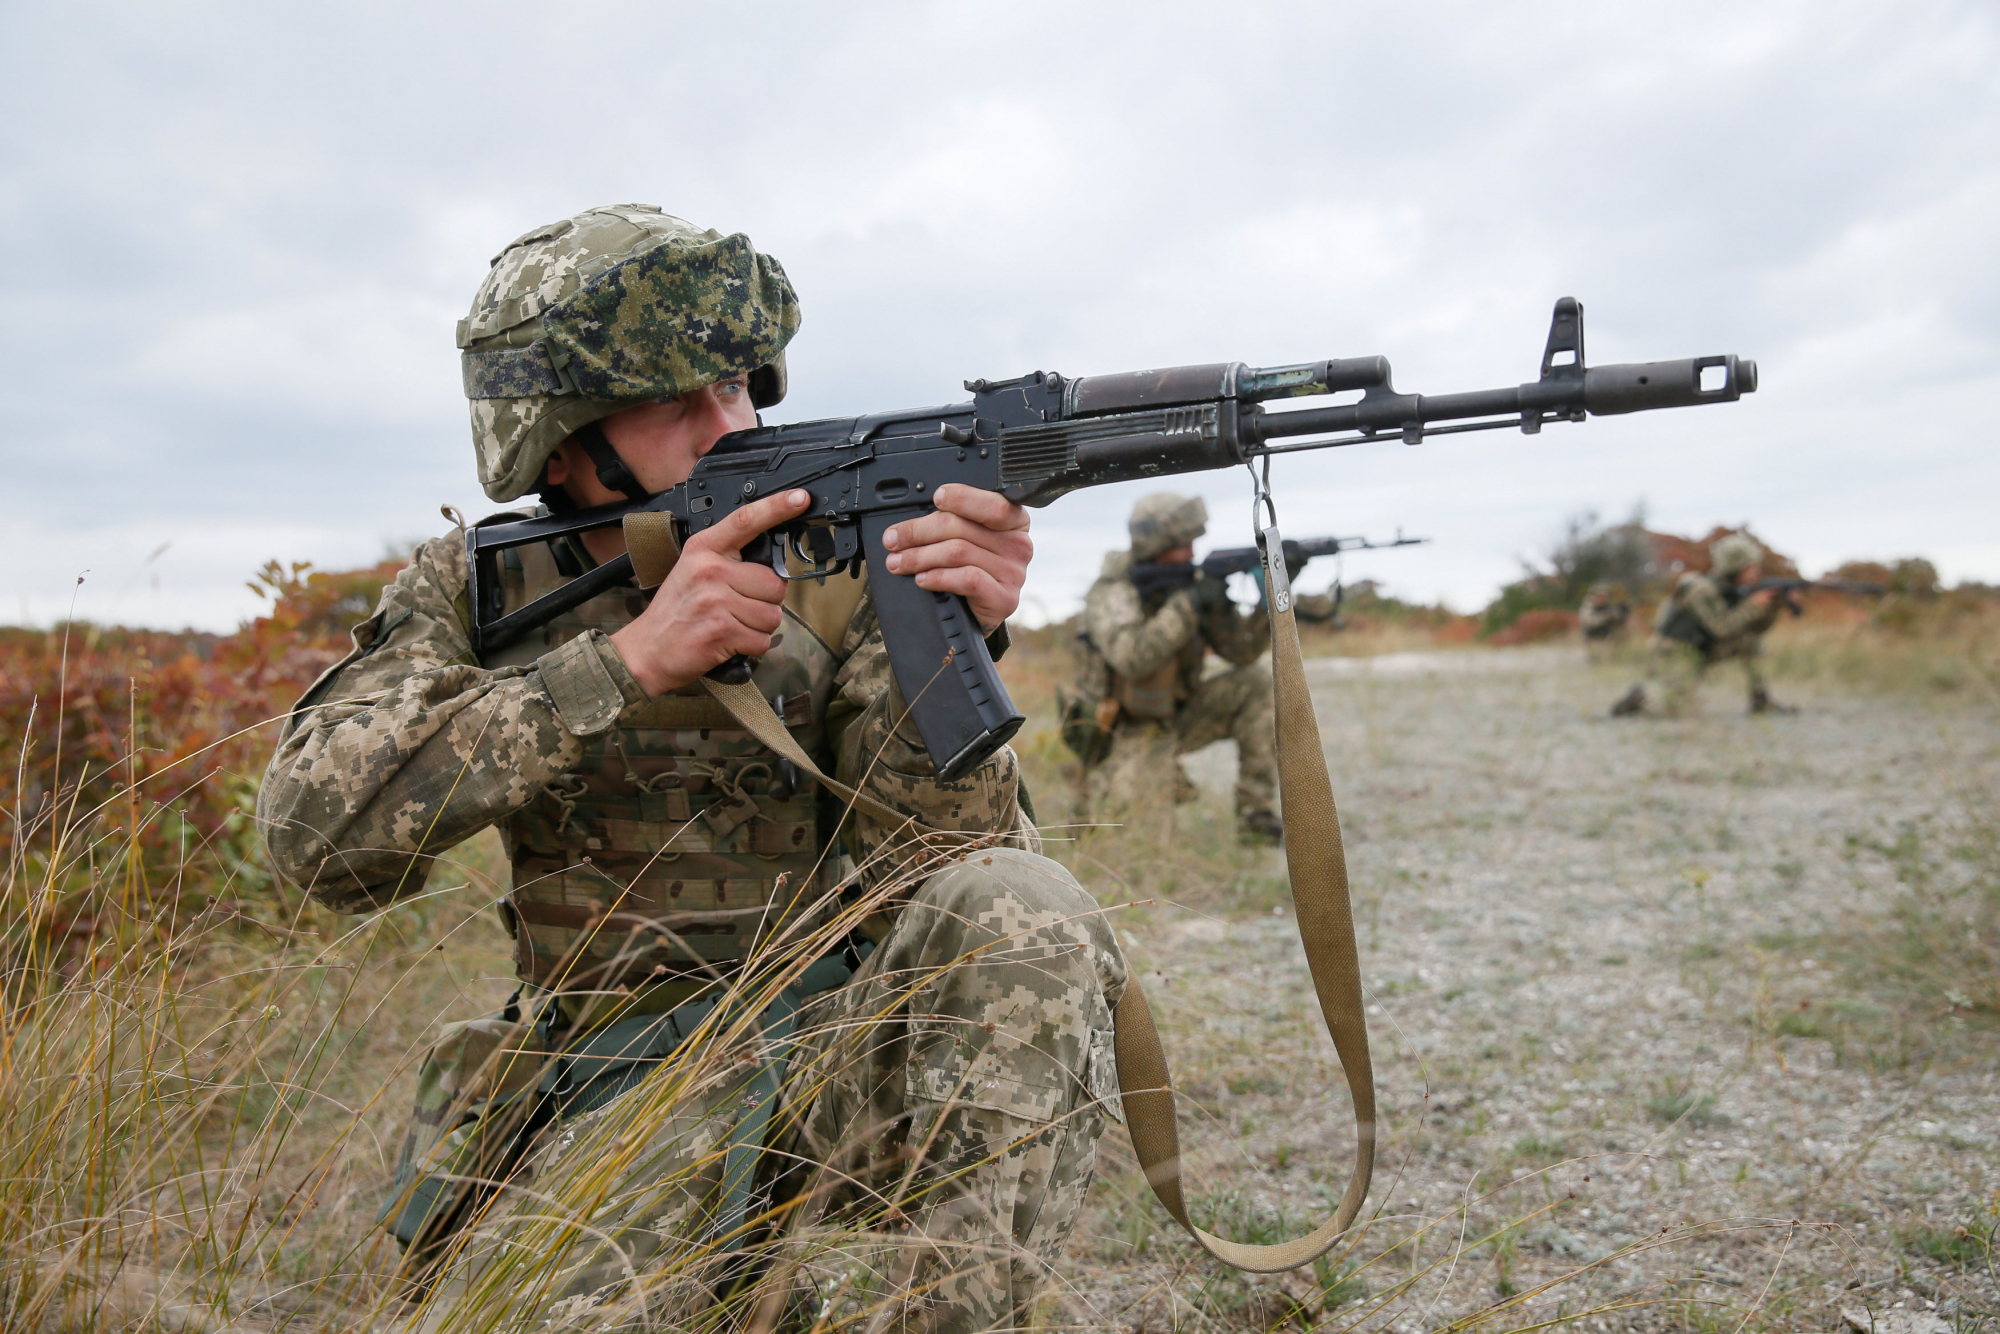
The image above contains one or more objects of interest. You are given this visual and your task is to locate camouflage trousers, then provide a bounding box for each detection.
[405,848,1127,1334]
[1080,660,1276,821]
[1630,636,1768,716]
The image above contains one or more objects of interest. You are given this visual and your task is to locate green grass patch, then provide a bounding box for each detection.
[1646,1091,1731,1128]
[1896,1218,1995,1268]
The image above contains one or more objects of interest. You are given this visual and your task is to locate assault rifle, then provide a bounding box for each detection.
[1733,576,1888,616]
[467,298,1757,779]
[1129,531,1428,600]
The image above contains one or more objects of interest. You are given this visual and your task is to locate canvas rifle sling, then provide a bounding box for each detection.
[699,593,1375,1273]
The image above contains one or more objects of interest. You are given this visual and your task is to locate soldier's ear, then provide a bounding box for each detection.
[544,450,571,485]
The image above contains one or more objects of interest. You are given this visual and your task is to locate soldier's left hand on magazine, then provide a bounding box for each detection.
[879,484,1032,632]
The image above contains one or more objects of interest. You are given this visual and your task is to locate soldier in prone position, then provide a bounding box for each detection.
[255,205,1127,1332]
[1610,532,1795,717]
[1067,493,1283,845]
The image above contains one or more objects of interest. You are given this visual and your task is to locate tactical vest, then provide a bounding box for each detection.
[1108,558,1201,720]
[1654,574,1718,654]
[481,532,861,1003]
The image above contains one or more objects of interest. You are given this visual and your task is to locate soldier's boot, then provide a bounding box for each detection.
[1609,684,1646,717]
[1238,809,1285,846]
[1748,686,1797,715]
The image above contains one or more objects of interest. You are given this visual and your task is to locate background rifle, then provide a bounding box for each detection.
[1129,531,1428,600]
[1734,576,1888,616]
[467,297,1757,780]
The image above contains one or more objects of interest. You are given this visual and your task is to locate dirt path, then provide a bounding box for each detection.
[1054,645,2000,1330]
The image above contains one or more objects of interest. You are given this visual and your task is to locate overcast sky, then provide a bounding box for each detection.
[4,0,1994,630]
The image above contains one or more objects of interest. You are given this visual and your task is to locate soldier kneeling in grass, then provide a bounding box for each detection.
[257,204,1125,1333]
[1611,533,1795,718]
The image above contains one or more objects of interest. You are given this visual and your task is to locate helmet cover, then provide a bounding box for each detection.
[1708,533,1763,578]
[1129,492,1209,561]
[459,204,800,502]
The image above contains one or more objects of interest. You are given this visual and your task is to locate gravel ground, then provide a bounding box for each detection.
[1050,645,2000,1332]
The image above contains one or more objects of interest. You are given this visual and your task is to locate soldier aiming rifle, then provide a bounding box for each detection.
[1580,581,1633,658]
[255,202,1757,1330]
[1611,533,1817,717]
[1061,519,1428,844]
[1130,529,1428,627]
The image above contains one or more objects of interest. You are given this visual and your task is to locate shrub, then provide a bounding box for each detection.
[1486,607,1578,647]
[0,557,404,955]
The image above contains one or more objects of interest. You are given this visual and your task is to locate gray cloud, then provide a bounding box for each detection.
[3,0,1994,629]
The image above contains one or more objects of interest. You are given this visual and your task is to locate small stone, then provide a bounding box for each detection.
[1842,1310,1952,1334]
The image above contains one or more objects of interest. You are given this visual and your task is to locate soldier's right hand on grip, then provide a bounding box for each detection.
[609,489,812,698]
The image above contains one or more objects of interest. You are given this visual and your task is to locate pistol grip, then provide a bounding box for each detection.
[700,532,777,686]
[861,510,1025,781]
[707,655,756,685]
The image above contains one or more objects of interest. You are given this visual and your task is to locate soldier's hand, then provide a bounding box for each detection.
[610,489,812,696]
[1190,570,1232,612]
[880,483,1032,632]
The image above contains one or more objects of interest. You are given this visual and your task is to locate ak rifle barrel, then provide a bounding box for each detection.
[1251,354,1758,445]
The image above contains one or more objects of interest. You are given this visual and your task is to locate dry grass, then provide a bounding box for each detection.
[1009,617,2000,1332]
[2,599,1996,1331]
[0,812,514,1330]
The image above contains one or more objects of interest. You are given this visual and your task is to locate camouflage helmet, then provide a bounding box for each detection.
[1709,532,1763,578]
[458,204,801,503]
[1129,492,1208,561]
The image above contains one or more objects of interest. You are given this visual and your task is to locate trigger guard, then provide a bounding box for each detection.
[774,527,851,582]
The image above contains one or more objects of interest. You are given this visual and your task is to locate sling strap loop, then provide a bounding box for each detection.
[1111,568,1375,1272]
[699,601,1376,1271]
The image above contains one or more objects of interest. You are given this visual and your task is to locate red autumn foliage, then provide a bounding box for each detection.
[1,558,404,919]
[1486,607,1579,647]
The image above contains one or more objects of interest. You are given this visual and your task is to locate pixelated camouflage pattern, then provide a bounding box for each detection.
[406,849,1126,1334]
[540,232,798,403]
[1080,664,1275,823]
[1709,532,1763,578]
[472,537,839,993]
[1625,637,1773,717]
[1125,492,1208,562]
[1653,570,1780,651]
[1076,551,1275,820]
[459,204,798,503]
[383,1010,552,1268]
[1619,571,1780,715]
[1579,589,1631,641]
[257,527,1028,969]
[258,534,599,915]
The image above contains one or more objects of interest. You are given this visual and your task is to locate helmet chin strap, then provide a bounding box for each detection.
[574,420,650,502]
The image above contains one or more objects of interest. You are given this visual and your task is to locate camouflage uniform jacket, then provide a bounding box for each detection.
[1079,550,1267,719]
[257,526,1031,996]
[1579,594,1630,640]
[1654,571,1779,659]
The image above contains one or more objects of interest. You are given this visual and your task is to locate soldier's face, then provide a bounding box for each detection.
[547,374,758,504]
[1156,543,1196,565]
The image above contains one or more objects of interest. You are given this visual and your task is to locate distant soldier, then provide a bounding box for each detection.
[1292,586,1344,627]
[1578,581,1631,658]
[1610,533,1794,716]
[1067,493,1283,844]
